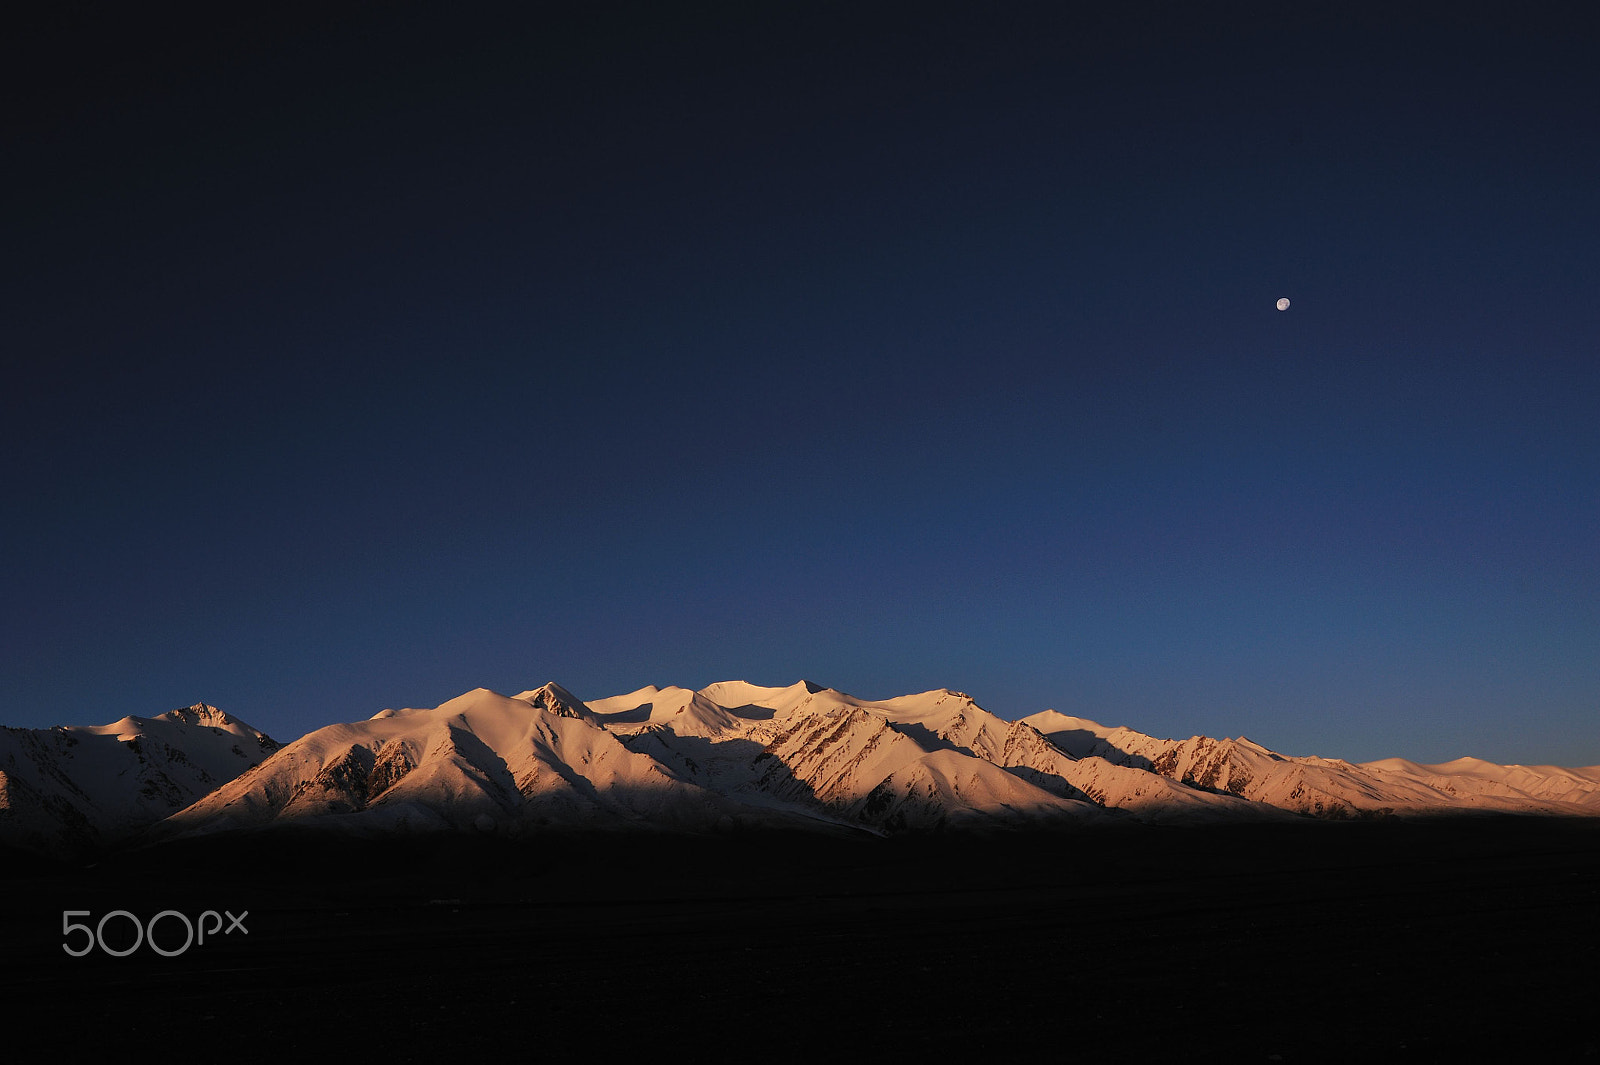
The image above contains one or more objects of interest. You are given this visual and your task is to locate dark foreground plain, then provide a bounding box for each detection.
[4,817,1598,1063]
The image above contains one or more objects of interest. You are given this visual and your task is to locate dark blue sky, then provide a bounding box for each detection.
[5,2,1596,764]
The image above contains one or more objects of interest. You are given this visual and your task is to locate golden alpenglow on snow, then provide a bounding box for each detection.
[9,681,1597,857]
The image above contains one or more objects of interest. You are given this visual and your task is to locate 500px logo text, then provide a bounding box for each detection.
[62,909,248,957]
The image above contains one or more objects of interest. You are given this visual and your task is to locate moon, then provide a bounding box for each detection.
[1276,297,1291,311]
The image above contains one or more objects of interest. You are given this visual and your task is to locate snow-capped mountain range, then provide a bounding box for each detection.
[0,704,279,855]
[5,681,1599,856]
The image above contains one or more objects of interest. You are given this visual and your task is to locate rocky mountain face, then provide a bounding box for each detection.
[0,704,279,856]
[579,681,1288,830]
[8,683,1598,856]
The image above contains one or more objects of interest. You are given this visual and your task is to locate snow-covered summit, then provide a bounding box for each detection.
[0,703,279,856]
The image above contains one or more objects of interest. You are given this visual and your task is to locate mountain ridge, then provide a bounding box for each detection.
[0,703,279,855]
[6,682,1598,858]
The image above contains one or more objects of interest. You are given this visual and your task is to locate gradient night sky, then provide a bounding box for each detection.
[6,3,1597,765]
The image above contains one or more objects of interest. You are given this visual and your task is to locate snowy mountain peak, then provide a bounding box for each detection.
[156,703,241,730]
[512,682,590,719]
[693,679,831,716]
[0,704,280,856]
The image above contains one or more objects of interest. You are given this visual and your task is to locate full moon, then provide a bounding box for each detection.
[1276,297,1291,311]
